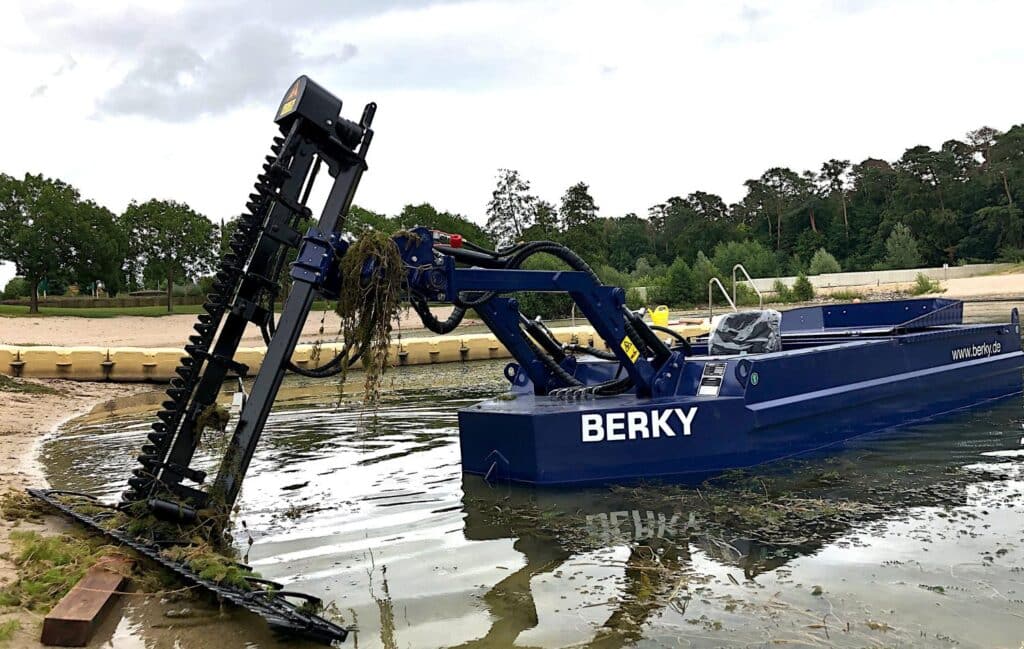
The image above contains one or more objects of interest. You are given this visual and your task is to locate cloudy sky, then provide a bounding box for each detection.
[1,0,1023,287]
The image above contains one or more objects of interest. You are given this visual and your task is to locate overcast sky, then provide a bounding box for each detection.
[2,0,1023,286]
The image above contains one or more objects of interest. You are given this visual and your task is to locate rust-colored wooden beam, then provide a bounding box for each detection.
[41,556,131,647]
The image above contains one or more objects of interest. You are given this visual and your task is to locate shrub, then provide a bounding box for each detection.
[625,287,646,310]
[711,239,778,279]
[734,283,761,307]
[792,273,815,301]
[769,279,792,303]
[513,254,574,319]
[997,246,1024,263]
[646,257,692,307]
[596,264,632,288]
[808,248,841,275]
[3,277,30,299]
[910,273,942,295]
[884,222,922,269]
[691,251,719,305]
[828,289,864,301]
[198,275,216,295]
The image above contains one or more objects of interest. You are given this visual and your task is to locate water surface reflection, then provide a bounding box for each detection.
[45,361,1024,649]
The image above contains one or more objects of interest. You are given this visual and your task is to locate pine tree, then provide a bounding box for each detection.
[485,169,535,247]
[884,222,922,269]
[559,182,598,230]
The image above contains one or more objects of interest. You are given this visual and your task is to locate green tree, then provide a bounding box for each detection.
[72,200,126,296]
[558,182,598,230]
[710,239,777,281]
[883,222,922,269]
[394,203,493,248]
[604,214,650,272]
[820,159,851,239]
[348,204,393,231]
[0,174,82,313]
[121,199,217,312]
[808,248,841,275]
[486,169,535,247]
[654,257,694,306]
[691,251,720,306]
[3,277,29,299]
[792,273,814,301]
[531,200,559,238]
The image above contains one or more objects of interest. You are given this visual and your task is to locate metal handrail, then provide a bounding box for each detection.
[708,277,736,317]
[732,263,763,309]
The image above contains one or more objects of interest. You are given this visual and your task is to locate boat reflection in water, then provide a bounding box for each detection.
[41,371,1024,649]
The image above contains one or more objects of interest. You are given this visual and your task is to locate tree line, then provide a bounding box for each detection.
[2,123,1021,314]
[0,174,218,312]
[469,125,1023,310]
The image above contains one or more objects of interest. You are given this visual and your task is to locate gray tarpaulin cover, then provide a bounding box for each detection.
[708,309,783,355]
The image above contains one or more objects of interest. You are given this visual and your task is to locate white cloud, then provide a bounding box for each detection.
[1,0,1022,229]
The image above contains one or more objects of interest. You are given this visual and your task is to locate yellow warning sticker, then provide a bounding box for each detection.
[277,79,302,119]
[277,98,297,119]
[620,337,640,363]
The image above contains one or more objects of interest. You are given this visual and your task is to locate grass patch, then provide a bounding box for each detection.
[51,495,252,591]
[910,273,944,295]
[827,289,865,301]
[0,530,127,612]
[160,545,254,590]
[0,375,60,396]
[0,619,20,643]
[0,491,48,524]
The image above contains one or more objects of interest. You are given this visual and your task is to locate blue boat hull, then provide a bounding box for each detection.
[458,309,1024,485]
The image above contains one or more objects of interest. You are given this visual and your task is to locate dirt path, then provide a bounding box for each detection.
[0,379,148,646]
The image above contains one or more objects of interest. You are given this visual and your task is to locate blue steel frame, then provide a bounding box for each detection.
[392,228,685,397]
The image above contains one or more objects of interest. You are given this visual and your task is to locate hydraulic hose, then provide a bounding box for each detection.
[411,294,466,334]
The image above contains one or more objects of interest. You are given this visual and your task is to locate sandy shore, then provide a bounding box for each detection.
[0,305,467,348]
[3,273,1022,348]
[0,379,148,646]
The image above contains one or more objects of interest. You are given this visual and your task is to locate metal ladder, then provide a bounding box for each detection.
[708,263,764,317]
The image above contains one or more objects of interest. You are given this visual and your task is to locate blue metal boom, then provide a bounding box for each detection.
[388,227,684,398]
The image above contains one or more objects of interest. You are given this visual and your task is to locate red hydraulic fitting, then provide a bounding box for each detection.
[432,230,464,248]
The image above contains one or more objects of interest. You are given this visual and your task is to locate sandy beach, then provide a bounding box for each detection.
[0,305,466,348]
[0,379,148,647]
[2,272,1022,349]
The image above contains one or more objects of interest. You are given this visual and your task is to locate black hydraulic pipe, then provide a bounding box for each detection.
[520,314,566,362]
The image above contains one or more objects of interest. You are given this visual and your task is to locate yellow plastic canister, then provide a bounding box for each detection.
[651,305,670,327]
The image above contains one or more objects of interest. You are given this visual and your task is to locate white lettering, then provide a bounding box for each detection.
[606,412,626,441]
[651,409,674,438]
[581,414,604,442]
[627,411,648,439]
[674,406,698,436]
[580,407,699,442]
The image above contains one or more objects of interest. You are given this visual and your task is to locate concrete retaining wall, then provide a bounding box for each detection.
[0,323,709,382]
[747,263,1014,292]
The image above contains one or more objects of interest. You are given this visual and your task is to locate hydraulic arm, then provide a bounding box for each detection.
[124,76,376,519]
[118,78,683,525]
[30,75,688,645]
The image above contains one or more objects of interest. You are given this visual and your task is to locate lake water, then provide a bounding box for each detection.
[43,358,1024,648]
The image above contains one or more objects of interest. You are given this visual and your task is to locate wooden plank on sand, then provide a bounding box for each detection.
[41,556,131,647]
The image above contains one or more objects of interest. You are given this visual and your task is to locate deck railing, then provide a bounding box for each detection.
[708,277,736,317]
[732,264,763,309]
